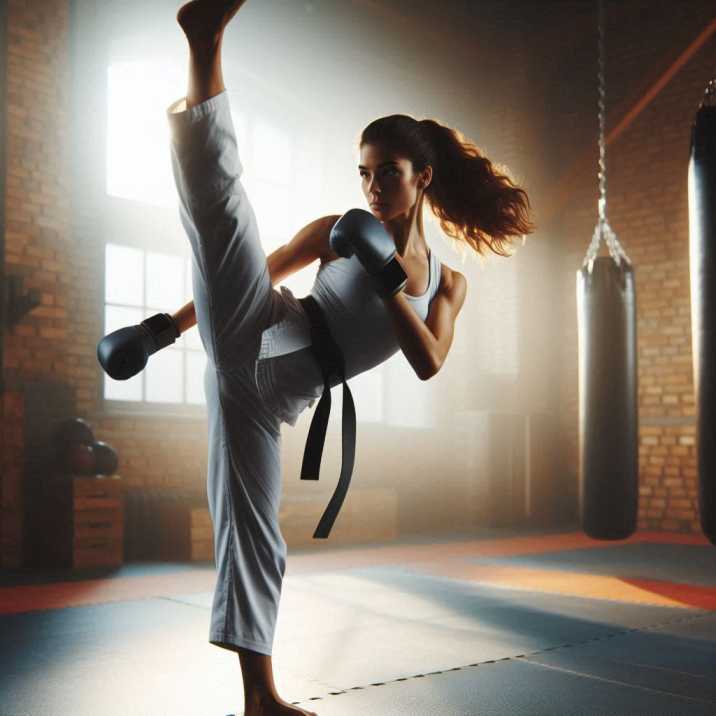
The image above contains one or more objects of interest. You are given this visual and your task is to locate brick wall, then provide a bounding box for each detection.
[2,0,73,566]
[4,0,72,382]
[0,391,23,567]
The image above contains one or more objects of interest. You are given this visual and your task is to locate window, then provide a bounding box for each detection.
[104,60,303,411]
[103,243,206,407]
[106,61,295,259]
[106,61,184,209]
[317,349,434,429]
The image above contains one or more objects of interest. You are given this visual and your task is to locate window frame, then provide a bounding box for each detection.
[100,232,208,418]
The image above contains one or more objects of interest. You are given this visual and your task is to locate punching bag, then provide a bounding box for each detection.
[688,79,716,546]
[577,257,638,540]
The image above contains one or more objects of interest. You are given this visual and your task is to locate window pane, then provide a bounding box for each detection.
[105,244,143,306]
[103,305,144,402]
[104,371,142,402]
[184,257,193,303]
[252,117,292,184]
[146,252,185,310]
[105,304,143,335]
[186,351,207,405]
[146,348,183,403]
[181,256,204,350]
[292,133,324,227]
[246,179,293,253]
[106,61,182,209]
[185,323,203,350]
[228,100,248,168]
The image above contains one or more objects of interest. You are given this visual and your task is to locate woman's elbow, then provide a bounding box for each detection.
[418,356,440,381]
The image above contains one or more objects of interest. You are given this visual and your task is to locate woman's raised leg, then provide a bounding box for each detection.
[176,4,318,715]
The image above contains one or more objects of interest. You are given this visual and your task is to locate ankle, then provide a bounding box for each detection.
[245,687,280,706]
[188,33,223,58]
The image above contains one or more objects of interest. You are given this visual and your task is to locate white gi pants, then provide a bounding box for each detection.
[166,90,322,656]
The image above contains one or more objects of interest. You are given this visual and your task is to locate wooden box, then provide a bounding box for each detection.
[156,503,214,563]
[42,475,124,569]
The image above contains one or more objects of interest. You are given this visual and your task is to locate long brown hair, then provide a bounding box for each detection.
[359,114,536,259]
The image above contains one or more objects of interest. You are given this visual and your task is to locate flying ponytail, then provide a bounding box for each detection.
[360,114,536,259]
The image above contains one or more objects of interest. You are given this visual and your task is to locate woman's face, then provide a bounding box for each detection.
[358,143,423,222]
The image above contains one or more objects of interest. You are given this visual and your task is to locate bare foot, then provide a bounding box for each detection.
[244,691,318,716]
[177,0,248,48]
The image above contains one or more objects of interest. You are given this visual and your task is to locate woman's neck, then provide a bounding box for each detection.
[385,194,428,258]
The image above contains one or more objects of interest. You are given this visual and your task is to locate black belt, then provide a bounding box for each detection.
[297,295,356,539]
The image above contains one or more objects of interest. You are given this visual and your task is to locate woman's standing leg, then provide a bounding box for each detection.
[175,3,317,715]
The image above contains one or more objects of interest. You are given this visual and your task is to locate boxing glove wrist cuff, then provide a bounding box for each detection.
[370,256,408,298]
[141,313,181,353]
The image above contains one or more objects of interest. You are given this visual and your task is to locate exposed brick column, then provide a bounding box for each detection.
[0,392,23,567]
[1,0,72,567]
[4,0,72,389]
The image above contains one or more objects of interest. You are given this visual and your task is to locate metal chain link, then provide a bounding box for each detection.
[701,77,716,107]
[582,0,631,271]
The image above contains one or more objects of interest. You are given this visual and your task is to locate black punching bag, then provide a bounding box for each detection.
[577,257,638,540]
[688,80,716,546]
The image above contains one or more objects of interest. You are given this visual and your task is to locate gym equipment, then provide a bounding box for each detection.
[688,79,716,545]
[54,417,94,447]
[93,441,119,476]
[64,442,96,476]
[576,0,638,540]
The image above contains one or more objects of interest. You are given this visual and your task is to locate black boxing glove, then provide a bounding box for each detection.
[329,208,408,298]
[97,313,181,380]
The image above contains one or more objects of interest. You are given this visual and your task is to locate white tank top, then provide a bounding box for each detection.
[309,248,442,381]
[257,247,442,384]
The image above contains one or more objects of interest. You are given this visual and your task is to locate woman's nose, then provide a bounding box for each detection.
[367,179,382,195]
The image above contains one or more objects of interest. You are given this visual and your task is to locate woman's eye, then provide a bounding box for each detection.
[359,168,399,178]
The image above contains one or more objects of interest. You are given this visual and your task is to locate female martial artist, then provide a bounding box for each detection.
[96,1,535,713]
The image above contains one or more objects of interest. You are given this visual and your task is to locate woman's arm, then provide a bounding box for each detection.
[381,263,467,380]
[170,247,284,333]
[170,214,341,334]
[171,299,198,334]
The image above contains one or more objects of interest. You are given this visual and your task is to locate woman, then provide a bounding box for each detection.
[109,0,535,713]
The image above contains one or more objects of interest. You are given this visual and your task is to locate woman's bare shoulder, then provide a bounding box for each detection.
[438,262,467,292]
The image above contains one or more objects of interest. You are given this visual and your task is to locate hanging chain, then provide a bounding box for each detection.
[582,0,631,271]
[701,77,716,107]
[597,0,606,225]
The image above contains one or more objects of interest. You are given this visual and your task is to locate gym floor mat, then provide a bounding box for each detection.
[1,527,714,715]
